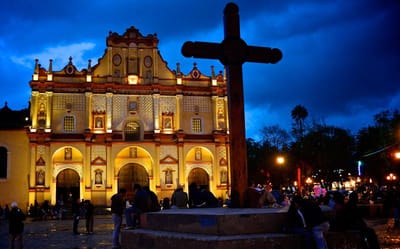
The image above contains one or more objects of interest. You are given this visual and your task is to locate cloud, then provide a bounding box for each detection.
[0,0,399,139]
[10,42,96,70]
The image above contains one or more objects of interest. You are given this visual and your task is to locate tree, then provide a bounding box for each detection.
[355,109,400,184]
[291,104,308,141]
[258,125,292,186]
[246,138,267,185]
[300,124,355,184]
[260,125,291,151]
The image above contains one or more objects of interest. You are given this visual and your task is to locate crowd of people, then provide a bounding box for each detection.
[110,182,222,249]
[27,200,66,220]
[2,181,398,249]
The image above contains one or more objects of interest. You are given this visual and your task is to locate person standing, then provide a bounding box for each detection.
[124,198,136,229]
[111,188,126,249]
[71,197,81,235]
[143,186,160,212]
[133,184,150,227]
[9,202,26,249]
[300,197,330,249]
[171,186,189,208]
[287,196,313,249]
[84,200,95,234]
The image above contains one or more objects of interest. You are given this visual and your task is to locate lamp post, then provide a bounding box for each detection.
[386,173,397,189]
[305,177,313,193]
[274,155,285,188]
[386,173,397,182]
[276,156,285,165]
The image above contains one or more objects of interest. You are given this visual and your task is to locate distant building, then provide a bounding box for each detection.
[0,26,230,207]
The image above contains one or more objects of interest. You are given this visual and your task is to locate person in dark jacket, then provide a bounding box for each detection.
[71,197,81,235]
[188,182,203,208]
[111,188,126,249]
[143,186,161,212]
[343,191,380,249]
[287,196,330,249]
[287,196,313,249]
[300,197,330,249]
[132,184,150,227]
[9,202,26,249]
[84,200,95,234]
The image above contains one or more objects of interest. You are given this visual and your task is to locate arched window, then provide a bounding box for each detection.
[0,146,8,179]
[124,121,140,141]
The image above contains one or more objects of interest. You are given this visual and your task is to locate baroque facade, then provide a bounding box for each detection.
[20,26,230,207]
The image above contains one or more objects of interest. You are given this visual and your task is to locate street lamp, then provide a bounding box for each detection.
[386,173,397,181]
[276,156,285,165]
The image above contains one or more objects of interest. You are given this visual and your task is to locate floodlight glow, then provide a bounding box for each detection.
[276,156,285,165]
[128,75,138,84]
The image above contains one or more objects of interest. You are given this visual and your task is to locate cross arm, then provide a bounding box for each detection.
[245,45,283,64]
[181,41,222,60]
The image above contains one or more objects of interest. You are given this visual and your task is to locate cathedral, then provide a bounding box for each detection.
[0,26,230,208]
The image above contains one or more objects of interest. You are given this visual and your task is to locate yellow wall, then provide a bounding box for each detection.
[0,130,30,212]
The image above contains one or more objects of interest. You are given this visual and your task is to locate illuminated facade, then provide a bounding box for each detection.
[0,27,230,207]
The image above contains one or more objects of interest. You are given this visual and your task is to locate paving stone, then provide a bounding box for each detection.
[0,215,113,249]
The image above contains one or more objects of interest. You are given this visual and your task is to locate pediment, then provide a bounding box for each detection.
[91,156,106,165]
[160,155,178,164]
[36,156,46,166]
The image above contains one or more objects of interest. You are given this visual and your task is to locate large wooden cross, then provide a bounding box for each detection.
[182,2,282,207]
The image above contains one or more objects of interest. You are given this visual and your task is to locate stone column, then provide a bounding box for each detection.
[153,94,160,131]
[175,94,183,130]
[30,91,39,129]
[46,92,53,129]
[178,143,185,189]
[106,93,113,131]
[211,96,218,130]
[85,92,93,129]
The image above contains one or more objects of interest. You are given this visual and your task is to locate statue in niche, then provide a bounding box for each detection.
[195,148,202,161]
[218,107,224,118]
[165,169,173,185]
[36,170,45,185]
[220,170,227,184]
[130,147,137,158]
[37,103,46,128]
[64,148,72,160]
[164,117,172,129]
[95,117,103,128]
[95,169,103,184]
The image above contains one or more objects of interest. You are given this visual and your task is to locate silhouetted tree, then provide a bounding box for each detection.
[355,109,400,184]
[291,104,308,142]
[300,124,355,184]
[260,125,291,151]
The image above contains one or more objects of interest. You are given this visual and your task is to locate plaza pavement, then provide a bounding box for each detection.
[0,215,114,249]
[0,213,399,249]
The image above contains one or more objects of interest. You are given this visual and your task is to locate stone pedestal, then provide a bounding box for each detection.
[121,207,364,249]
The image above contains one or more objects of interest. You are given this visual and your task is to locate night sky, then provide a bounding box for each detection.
[1,0,399,140]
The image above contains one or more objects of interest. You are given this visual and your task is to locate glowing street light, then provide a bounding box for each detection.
[386,173,397,181]
[305,177,313,185]
[276,156,285,165]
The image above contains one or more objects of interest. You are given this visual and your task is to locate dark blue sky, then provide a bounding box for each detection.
[1,0,399,140]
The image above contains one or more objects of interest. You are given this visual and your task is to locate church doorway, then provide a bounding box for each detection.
[56,169,80,207]
[188,167,210,190]
[118,163,149,200]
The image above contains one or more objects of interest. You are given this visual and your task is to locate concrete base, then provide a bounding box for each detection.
[121,207,364,249]
[121,229,301,249]
[141,207,291,235]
